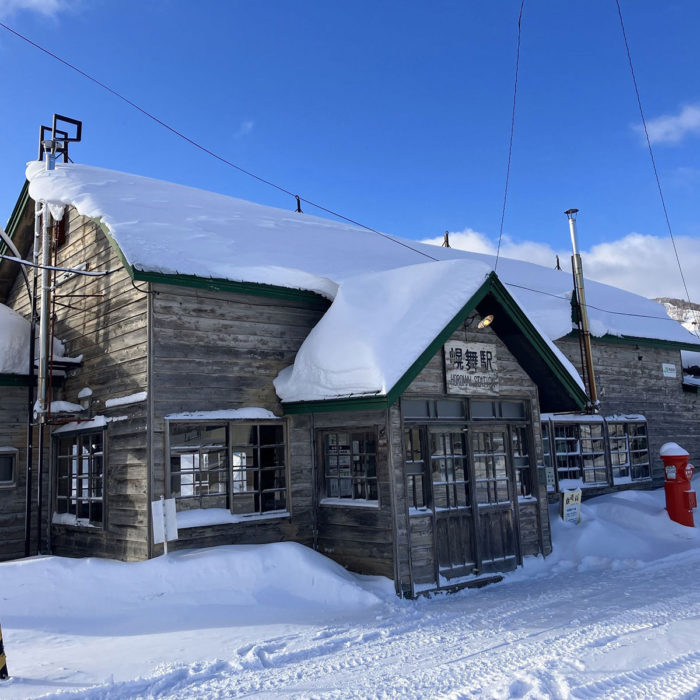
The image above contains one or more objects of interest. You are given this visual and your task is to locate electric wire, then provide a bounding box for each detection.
[495,0,525,273]
[506,281,688,322]
[615,0,700,336]
[0,21,437,264]
[0,253,115,276]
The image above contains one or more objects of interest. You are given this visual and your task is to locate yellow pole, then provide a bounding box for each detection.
[0,623,8,679]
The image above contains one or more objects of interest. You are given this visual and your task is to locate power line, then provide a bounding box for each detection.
[614,0,700,337]
[495,0,525,273]
[506,281,691,323]
[0,21,437,265]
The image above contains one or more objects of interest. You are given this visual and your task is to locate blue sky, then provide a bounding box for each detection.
[1,0,699,300]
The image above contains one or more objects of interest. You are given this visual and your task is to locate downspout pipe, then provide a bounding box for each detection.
[565,209,598,412]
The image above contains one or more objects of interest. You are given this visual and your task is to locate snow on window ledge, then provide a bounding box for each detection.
[105,391,147,408]
[176,508,290,529]
[52,512,98,528]
[319,497,379,509]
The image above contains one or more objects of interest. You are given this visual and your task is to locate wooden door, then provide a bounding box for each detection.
[428,428,477,580]
[471,429,518,574]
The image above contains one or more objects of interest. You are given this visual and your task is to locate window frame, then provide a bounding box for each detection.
[165,418,289,518]
[541,416,651,491]
[53,429,106,528]
[0,447,18,489]
[316,428,379,506]
[401,396,536,508]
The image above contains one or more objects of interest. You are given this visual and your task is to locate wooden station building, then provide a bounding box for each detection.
[1,162,697,596]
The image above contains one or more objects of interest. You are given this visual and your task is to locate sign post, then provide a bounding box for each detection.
[152,496,178,555]
[561,489,582,524]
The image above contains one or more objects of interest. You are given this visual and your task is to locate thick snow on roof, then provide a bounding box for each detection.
[0,304,67,374]
[275,260,492,401]
[26,162,697,347]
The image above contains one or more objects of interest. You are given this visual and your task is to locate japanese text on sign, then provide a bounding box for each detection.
[444,341,498,395]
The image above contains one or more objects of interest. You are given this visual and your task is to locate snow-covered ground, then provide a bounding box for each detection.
[2,484,700,699]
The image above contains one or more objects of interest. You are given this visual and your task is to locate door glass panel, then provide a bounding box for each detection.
[430,430,469,510]
[472,430,510,506]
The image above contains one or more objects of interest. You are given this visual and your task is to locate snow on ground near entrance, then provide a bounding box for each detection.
[2,485,700,699]
[26,162,699,349]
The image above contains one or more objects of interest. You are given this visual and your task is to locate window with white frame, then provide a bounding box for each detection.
[168,421,287,516]
[608,422,650,482]
[0,447,17,487]
[55,430,104,526]
[542,416,650,490]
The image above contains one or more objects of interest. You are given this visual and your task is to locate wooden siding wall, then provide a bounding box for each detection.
[150,284,328,554]
[556,337,700,484]
[393,320,551,592]
[301,410,395,580]
[6,207,149,560]
[0,386,44,560]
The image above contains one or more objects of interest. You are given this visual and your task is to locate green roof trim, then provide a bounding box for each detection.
[283,271,588,415]
[132,269,329,306]
[3,181,29,240]
[574,332,700,353]
[282,395,390,415]
[91,219,330,308]
[0,373,30,387]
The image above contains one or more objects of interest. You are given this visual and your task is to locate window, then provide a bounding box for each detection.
[404,427,426,509]
[552,422,606,485]
[170,424,228,509]
[0,448,17,487]
[542,416,651,490]
[321,430,377,502]
[231,424,286,514]
[55,431,104,527]
[168,421,287,516]
[511,426,532,497]
[608,422,650,482]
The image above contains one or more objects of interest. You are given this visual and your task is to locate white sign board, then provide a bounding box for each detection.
[561,489,582,524]
[662,363,677,378]
[152,497,178,545]
[444,341,498,395]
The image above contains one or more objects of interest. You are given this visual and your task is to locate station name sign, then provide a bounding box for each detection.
[444,341,498,395]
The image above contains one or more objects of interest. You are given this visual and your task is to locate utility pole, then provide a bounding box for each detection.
[566,209,598,412]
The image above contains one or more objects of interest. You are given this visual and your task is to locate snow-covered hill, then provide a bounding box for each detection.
[2,484,700,698]
[655,297,700,337]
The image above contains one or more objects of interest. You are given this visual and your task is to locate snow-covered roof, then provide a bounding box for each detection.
[25,162,697,348]
[16,161,698,402]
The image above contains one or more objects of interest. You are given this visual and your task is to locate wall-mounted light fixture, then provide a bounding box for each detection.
[477,314,494,329]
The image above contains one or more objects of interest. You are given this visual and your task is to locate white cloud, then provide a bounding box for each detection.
[234,120,254,139]
[639,104,700,145]
[0,0,72,18]
[424,227,700,302]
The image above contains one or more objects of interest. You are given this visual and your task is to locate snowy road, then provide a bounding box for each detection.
[105,553,700,699]
[3,490,700,698]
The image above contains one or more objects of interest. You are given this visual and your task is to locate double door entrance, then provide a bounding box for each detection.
[405,413,529,583]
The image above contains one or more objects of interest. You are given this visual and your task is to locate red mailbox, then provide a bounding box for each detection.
[660,443,696,527]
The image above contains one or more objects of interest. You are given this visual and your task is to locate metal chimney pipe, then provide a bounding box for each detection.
[565,209,598,411]
[36,203,52,422]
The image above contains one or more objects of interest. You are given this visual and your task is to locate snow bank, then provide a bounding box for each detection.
[509,486,700,582]
[26,162,699,347]
[0,543,381,637]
